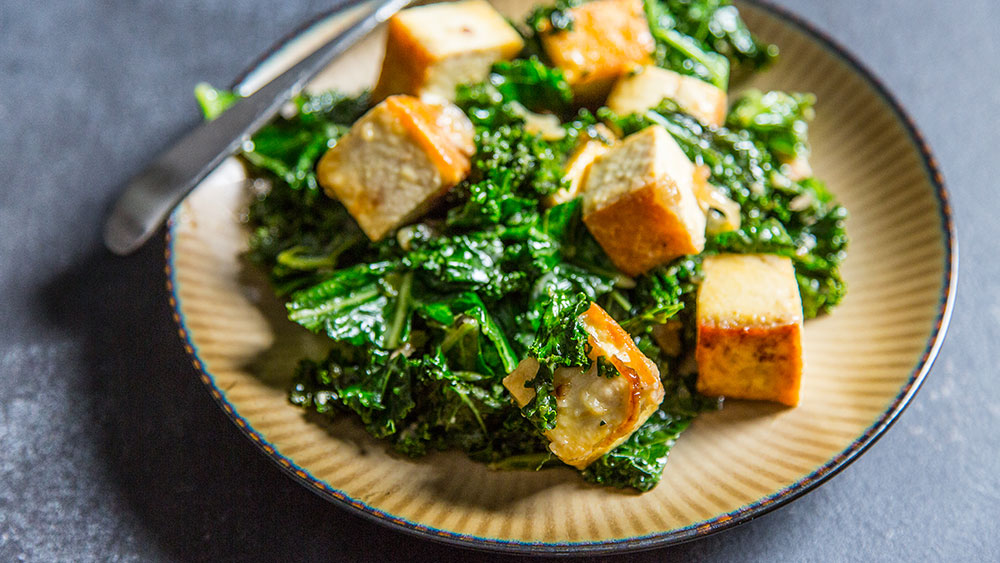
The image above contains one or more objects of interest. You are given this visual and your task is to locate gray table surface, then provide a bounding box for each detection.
[2,0,998,560]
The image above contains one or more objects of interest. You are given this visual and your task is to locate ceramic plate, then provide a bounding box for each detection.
[165,0,956,554]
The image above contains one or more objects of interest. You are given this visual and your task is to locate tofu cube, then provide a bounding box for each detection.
[503,303,664,469]
[581,125,706,277]
[607,65,728,127]
[695,254,804,406]
[316,95,475,241]
[547,124,617,206]
[539,0,655,104]
[372,0,524,102]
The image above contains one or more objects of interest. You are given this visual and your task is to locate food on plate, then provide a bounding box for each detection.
[536,0,655,103]
[606,65,727,127]
[547,123,616,206]
[695,254,804,406]
[581,124,706,277]
[726,89,816,181]
[316,95,475,240]
[372,0,524,102]
[195,0,847,492]
[503,302,664,469]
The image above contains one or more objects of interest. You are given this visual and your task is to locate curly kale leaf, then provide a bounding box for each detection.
[727,89,815,161]
[645,0,731,89]
[285,262,412,349]
[582,409,691,491]
[651,0,777,80]
[289,345,416,438]
[517,291,593,432]
[291,328,548,461]
[446,124,567,227]
[488,57,574,116]
[613,258,701,337]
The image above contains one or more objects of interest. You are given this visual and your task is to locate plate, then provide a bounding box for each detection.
[165,0,956,554]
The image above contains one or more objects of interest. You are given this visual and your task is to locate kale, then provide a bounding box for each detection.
[645,0,731,90]
[582,408,692,491]
[194,82,239,120]
[650,0,777,80]
[727,89,815,161]
[519,291,592,431]
[642,0,778,90]
[198,3,843,490]
[488,57,574,116]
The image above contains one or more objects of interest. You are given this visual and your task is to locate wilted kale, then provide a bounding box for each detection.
[235,62,625,468]
[649,0,777,83]
[645,0,731,89]
[199,1,844,491]
[728,89,815,161]
[518,291,593,432]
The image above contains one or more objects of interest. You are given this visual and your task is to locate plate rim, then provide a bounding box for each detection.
[164,0,959,555]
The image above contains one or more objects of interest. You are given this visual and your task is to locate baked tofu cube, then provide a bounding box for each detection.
[503,303,664,469]
[372,0,524,102]
[607,65,728,127]
[695,254,804,406]
[547,124,617,206]
[316,95,475,241]
[539,0,655,104]
[582,125,706,277]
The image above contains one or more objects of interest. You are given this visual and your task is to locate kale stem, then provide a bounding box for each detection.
[440,318,479,354]
[385,271,413,349]
[451,385,487,435]
[488,452,555,471]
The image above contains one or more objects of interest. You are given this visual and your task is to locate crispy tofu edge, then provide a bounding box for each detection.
[539,0,655,105]
[583,179,705,277]
[695,322,803,407]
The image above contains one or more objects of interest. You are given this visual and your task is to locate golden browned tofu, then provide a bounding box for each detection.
[607,65,728,127]
[316,95,474,241]
[695,254,804,406]
[547,124,617,206]
[581,125,706,277]
[372,0,524,101]
[539,0,655,104]
[503,303,664,469]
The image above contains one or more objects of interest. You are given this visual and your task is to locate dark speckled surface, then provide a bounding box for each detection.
[1,0,998,560]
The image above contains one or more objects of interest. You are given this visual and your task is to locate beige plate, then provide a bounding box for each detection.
[165,0,957,554]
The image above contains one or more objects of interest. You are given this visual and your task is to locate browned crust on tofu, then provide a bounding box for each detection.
[540,0,655,104]
[372,17,434,101]
[384,96,472,186]
[582,180,703,277]
[696,323,803,407]
[704,95,727,128]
